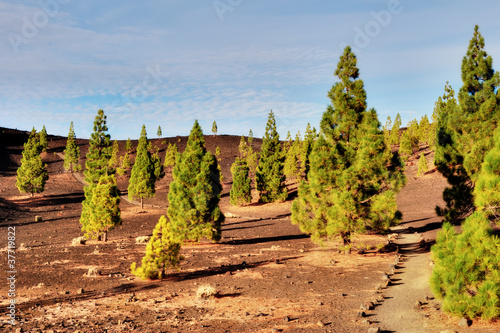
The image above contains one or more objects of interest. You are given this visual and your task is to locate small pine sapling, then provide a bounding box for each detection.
[230,157,252,206]
[417,153,428,176]
[125,138,132,152]
[63,121,81,173]
[163,143,178,171]
[16,129,49,197]
[212,121,217,137]
[131,215,183,279]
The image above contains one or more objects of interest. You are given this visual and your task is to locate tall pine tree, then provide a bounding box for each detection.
[291,46,405,245]
[128,125,157,210]
[167,120,224,242]
[255,111,287,203]
[435,26,500,222]
[80,109,120,241]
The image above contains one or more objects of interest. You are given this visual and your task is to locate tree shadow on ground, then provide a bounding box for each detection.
[10,192,84,208]
[0,283,161,315]
[222,234,309,246]
[165,256,302,282]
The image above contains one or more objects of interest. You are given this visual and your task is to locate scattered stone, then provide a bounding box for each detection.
[381,273,390,281]
[316,321,325,327]
[414,300,423,310]
[224,212,240,218]
[367,328,380,333]
[284,316,291,322]
[357,311,366,318]
[458,317,470,328]
[71,237,86,246]
[440,330,458,333]
[364,301,375,310]
[77,288,84,294]
[135,236,150,244]
[35,216,42,222]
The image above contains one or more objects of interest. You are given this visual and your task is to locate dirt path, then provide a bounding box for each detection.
[373,156,500,333]
[373,156,449,332]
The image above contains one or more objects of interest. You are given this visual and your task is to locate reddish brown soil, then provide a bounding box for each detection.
[0,128,498,333]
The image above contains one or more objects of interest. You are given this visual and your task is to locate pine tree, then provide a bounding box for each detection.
[121,152,131,170]
[417,153,428,176]
[435,26,500,222]
[474,127,500,220]
[83,110,113,185]
[390,113,402,145]
[418,114,431,144]
[383,116,392,146]
[167,120,224,242]
[212,121,217,137]
[157,125,162,138]
[81,174,121,242]
[125,138,132,152]
[131,215,183,280]
[16,129,48,197]
[63,121,80,173]
[430,211,500,320]
[230,157,252,206]
[284,132,300,182]
[128,125,157,210]
[300,123,317,179]
[80,109,117,241]
[39,125,48,152]
[238,133,258,178]
[291,46,405,245]
[214,146,224,184]
[399,129,412,159]
[256,110,287,203]
[163,143,178,171]
[108,140,119,169]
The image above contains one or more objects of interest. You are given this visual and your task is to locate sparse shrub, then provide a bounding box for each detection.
[86,267,101,277]
[196,284,218,299]
[72,236,86,246]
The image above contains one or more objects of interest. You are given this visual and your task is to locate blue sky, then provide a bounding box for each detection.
[1,0,500,140]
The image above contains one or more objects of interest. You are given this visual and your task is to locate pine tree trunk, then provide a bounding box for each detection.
[103,231,107,242]
[341,231,351,246]
[141,198,143,211]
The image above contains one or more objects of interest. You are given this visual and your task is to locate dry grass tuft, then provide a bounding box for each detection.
[196,284,218,300]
